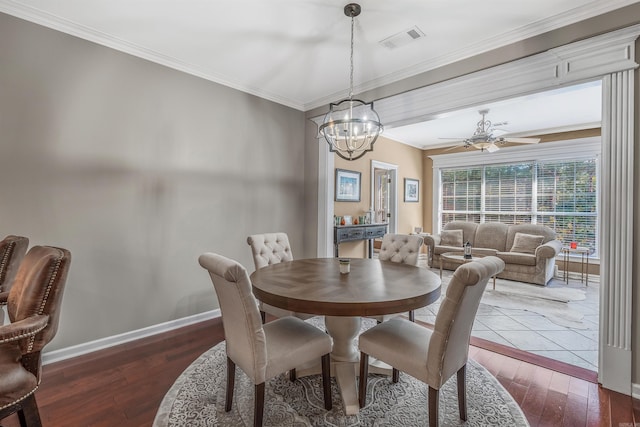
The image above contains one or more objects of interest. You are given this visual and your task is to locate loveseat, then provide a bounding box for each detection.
[423,221,562,285]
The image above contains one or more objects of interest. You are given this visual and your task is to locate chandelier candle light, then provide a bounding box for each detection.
[319,3,383,161]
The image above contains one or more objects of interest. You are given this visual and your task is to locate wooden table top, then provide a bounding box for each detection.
[250,258,441,317]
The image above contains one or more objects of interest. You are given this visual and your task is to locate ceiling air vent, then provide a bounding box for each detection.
[379,26,425,50]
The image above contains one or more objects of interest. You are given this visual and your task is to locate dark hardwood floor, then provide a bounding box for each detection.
[2,317,637,427]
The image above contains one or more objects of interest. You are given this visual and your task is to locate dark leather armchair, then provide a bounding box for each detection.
[0,235,29,307]
[0,246,71,427]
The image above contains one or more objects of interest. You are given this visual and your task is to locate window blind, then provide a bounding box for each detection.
[440,158,598,255]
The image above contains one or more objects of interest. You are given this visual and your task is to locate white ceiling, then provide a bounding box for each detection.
[0,0,626,148]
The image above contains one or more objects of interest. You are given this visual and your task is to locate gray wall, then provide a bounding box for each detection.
[0,13,306,351]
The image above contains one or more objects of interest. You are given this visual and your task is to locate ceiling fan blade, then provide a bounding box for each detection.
[486,144,500,153]
[443,143,468,152]
[502,137,540,144]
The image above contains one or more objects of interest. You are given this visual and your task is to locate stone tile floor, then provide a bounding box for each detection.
[423,269,600,372]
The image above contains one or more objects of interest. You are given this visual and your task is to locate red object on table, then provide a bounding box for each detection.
[570,242,577,249]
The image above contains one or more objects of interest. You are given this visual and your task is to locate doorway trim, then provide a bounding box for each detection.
[370,160,398,233]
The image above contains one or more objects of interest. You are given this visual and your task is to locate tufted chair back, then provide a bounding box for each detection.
[357,256,505,426]
[7,246,71,362]
[0,235,29,295]
[198,252,267,384]
[246,233,313,322]
[426,256,504,388]
[378,234,423,265]
[199,252,333,425]
[372,233,424,323]
[247,233,294,270]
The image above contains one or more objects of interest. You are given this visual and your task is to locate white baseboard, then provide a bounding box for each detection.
[632,382,640,400]
[42,309,221,365]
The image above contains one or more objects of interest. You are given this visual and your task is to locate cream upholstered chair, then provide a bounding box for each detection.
[358,256,504,427]
[374,233,424,322]
[0,235,29,325]
[199,253,332,427]
[247,232,313,322]
[0,246,71,427]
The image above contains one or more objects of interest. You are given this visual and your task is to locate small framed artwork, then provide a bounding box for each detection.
[404,178,419,202]
[335,168,361,202]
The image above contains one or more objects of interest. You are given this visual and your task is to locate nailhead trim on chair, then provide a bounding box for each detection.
[0,324,47,344]
[28,251,63,353]
[0,386,39,411]
[0,241,16,288]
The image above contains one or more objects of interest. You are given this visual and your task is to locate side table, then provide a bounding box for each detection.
[561,246,590,285]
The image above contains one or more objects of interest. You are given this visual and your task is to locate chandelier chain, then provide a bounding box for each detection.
[349,14,354,100]
[318,3,382,161]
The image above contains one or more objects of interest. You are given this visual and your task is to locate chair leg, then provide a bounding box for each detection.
[254,383,265,427]
[409,310,415,322]
[225,357,236,412]
[392,368,400,383]
[260,310,266,324]
[457,364,467,421]
[289,368,297,382]
[17,394,42,427]
[358,352,369,408]
[428,386,439,427]
[321,353,332,410]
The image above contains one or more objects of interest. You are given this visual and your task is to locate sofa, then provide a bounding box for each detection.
[423,221,562,285]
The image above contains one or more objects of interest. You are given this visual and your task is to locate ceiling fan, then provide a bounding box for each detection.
[442,109,541,152]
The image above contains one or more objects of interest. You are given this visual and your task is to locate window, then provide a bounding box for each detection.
[439,158,598,256]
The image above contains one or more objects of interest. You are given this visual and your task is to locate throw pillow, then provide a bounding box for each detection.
[440,229,463,247]
[510,232,545,254]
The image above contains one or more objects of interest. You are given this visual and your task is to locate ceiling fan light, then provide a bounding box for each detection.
[473,142,492,151]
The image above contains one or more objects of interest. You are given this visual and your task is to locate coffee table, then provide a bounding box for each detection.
[440,252,497,290]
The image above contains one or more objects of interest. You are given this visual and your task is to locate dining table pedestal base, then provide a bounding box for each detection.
[294,316,393,415]
[326,316,361,415]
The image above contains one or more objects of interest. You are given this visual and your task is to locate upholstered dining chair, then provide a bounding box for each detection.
[0,245,71,427]
[199,252,332,427]
[374,233,424,323]
[358,256,504,427]
[246,232,313,323]
[0,235,30,322]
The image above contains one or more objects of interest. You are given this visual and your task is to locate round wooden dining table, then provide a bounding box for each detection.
[250,257,441,415]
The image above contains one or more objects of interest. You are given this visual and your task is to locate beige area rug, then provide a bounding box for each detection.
[416,267,589,329]
[154,341,529,426]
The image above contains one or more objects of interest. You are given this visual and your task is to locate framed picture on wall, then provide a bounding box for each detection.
[335,168,361,202]
[404,178,419,202]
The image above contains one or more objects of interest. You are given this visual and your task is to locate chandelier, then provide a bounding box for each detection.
[319,3,383,161]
